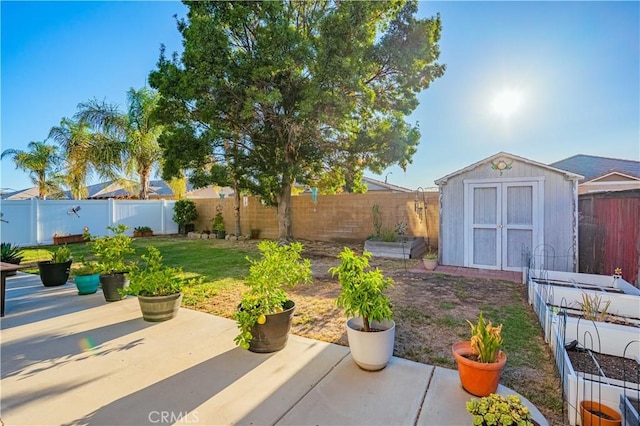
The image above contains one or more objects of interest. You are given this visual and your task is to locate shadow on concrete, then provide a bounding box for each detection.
[60,347,274,426]
[2,317,153,380]
[2,273,107,329]
[2,375,110,415]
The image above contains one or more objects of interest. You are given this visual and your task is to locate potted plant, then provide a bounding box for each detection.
[37,245,73,287]
[120,246,197,322]
[466,393,536,426]
[329,248,395,371]
[173,199,198,234]
[1,242,23,276]
[234,241,312,353]
[452,311,507,396]
[423,251,438,271]
[250,228,261,240]
[580,401,622,426]
[91,224,134,302]
[212,211,226,239]
[133,226,153,238]
[71,256,100,295]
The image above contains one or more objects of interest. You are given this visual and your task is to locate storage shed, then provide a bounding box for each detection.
[435,152,583,272]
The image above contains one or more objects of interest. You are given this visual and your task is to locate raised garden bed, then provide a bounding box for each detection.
[364,237,426,260]
[527,270,640,425]
[53,234,86,245]
[567,348,639,385]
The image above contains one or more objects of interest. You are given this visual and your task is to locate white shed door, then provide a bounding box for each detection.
[466,181,539,271]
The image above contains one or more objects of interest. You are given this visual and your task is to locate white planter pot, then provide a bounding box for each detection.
[346,317,395,371]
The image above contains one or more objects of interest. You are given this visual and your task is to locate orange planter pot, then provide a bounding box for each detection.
[580,401,621,426]
[452,341,506,397]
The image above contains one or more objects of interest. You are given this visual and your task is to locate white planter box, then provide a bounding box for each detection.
[364,237,426,260]
[553,323,640,425]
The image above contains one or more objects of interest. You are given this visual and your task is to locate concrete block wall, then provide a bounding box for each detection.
[193,192,439,247]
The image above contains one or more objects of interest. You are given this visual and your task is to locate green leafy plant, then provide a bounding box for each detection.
[379,227,398,242]
[329,248,393,332]
[1,242,23,265]
[90,224,134,275]
[121,246,198,297]
[234,241,312,349]
[423,251,438,260]
[467,312,503,363]
[172,199,198,231]
[466,393,535,426]
[575,292,611,322]
[71,256,99,276]
[134,226,152,233]
[51,245,72,263]
[211,211,225,232]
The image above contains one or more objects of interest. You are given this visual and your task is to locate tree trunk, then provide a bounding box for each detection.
[233,178,242,236]
[139,169,151,200]
[276,180,294,242]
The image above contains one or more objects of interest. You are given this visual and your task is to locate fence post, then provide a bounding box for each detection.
[161,200,167,235]
[108,198,115,229]
[29,198,42,244]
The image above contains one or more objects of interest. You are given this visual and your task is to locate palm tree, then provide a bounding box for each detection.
[1,141,63,199]
[75,87,163,200]
[48,118,122,199]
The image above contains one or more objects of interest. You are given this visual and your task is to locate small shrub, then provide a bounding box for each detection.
[52,245,72,263]
[1,242,23,264]
[173,199,198,233]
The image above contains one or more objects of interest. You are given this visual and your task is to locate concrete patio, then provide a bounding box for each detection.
[1,273,548,426]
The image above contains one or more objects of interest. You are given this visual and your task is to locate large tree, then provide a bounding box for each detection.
[150,0,445,240]
[75,87,164,200]
[1,140,63,199]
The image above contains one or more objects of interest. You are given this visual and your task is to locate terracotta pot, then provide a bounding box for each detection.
[423,259,437,271]
[452,341,506,396]
[580,401,622,426]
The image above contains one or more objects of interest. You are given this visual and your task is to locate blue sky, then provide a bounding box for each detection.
[2,1,639,193]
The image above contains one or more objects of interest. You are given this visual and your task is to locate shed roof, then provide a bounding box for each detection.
[434,151,583,185]
[551,154,640,181]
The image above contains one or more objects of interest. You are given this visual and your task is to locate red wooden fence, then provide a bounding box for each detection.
[579,190,640,286]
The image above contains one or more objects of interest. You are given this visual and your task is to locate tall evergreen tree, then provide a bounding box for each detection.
[150,1,445,240]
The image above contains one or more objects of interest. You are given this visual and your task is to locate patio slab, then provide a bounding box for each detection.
[1,273,549,426]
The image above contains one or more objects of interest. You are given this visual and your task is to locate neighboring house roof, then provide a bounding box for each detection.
[87,179,206,199]
[0,187,71,200]
[434,151,583,185]
[550,154,640,182]
[362,176,413,193]
[185,186,235,199]
[1,187,41,200]
[584,170,640,184]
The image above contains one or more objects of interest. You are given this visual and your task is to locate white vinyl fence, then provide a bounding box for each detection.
[0,199,178,246]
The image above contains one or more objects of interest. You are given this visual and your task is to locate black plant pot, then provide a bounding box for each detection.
[38,260,72,287]
[216,230,226,239]
[248,300,295,353]
[99,273,129,302]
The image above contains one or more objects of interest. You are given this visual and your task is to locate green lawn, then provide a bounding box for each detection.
[20,236,259,308]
